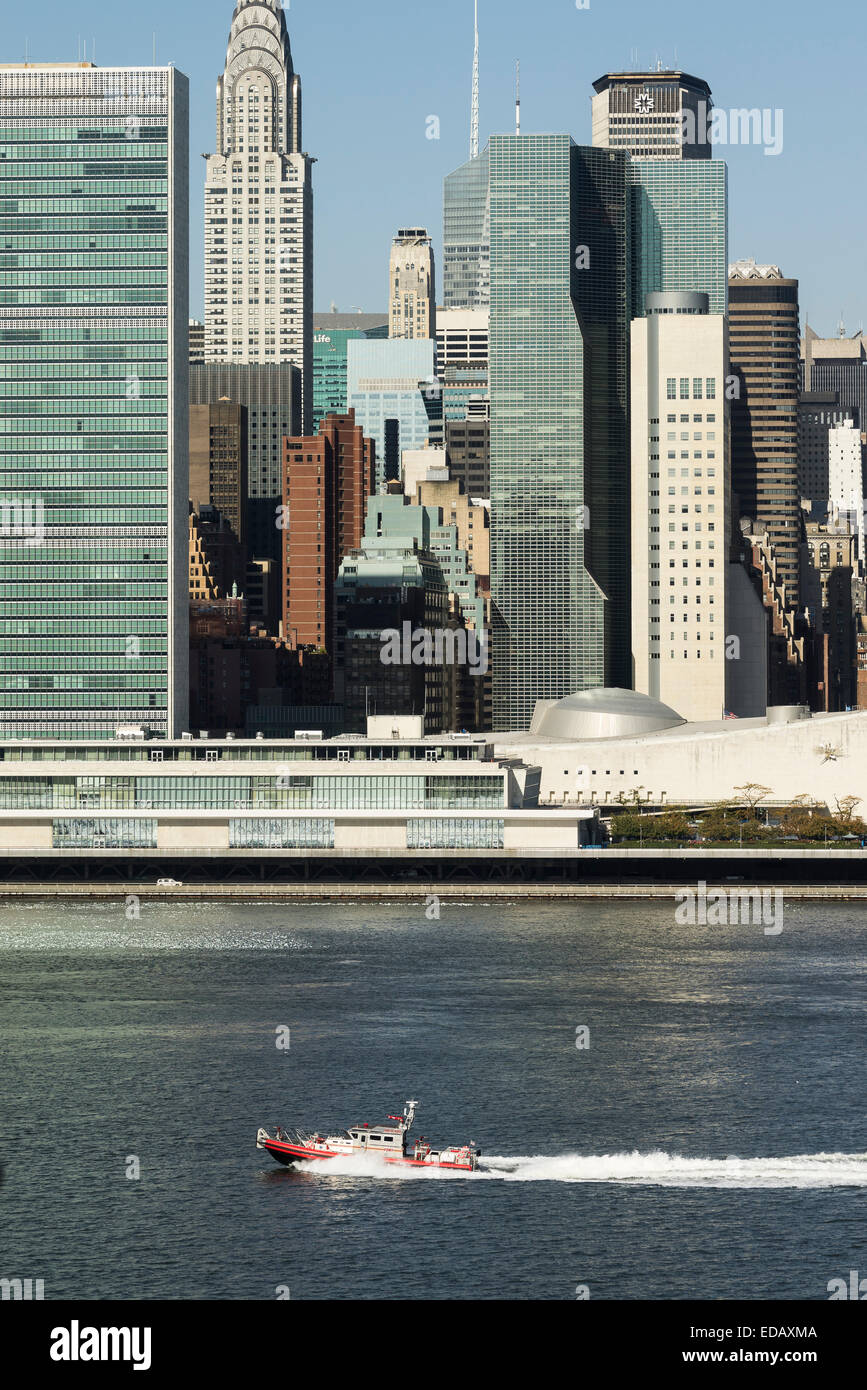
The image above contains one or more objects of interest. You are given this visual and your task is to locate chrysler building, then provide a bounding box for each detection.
[204,1,314,430]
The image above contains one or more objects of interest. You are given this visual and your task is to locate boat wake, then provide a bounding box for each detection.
[294,1149,867,1188]
[479,1150,867,1188]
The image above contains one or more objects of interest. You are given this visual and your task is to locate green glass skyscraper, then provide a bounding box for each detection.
[0,63,189,739]
[629,159,728,317]
[489,135,631,730]
[443,146,490,309]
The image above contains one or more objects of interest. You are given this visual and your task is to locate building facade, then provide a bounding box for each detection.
[591,69,714,160]
[798,391,855,502]
[346,338,440,487]
[204,0,313,430]
[630,292,766,720]
[0,733,581,864]
[189,319,205,364]
[313,327,368,431]
[443,146,490,310]
[190,362,300,564]
[802,328,867,443]
[189,508,246,604]
[803,520,858,711]
[445,418,490,498]
[388,229,436,340]
[728,260,801,608]
[0,62,189,740]
[189,401,248,545]
[629,160,728,319]
[828,420,865,548]
[488,134,631,729]
[335,542,450,734]
[282,411,375,654]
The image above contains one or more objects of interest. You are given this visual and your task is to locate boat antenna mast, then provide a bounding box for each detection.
[403,1099,419,1132]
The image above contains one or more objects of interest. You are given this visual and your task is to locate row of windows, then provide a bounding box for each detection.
[1,383,168,398]
[0,128,167,142]
[0,745,484,765]
[0,239,167,253]
[0,655,166,671]
[666,378,717,400]
[1,476,167,492]
[0,643,167,658]
[2,194,167,210]
[52,817,157,849]
[0,674,167,693]
[0,604,169,620]
[1,276,167,290]
[0,693,165,709]
[406,818,505,849]
[0,254,167,268]
[0,775,503,812]
[0,293,169,306]
[0,585,170,600]
[229,818,335,850]
[0,142,167,158]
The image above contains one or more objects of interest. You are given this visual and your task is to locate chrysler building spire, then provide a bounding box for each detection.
[217,0,302,156]
[204,0,314,433]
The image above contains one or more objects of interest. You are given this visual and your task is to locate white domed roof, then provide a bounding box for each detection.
[531,688,685,740]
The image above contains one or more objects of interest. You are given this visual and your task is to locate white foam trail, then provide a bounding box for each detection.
[294,1149,867,1188]
[479,1150,867,1188]
[294,1152,475,1180]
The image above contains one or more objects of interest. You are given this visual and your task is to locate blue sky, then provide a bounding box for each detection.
[7,0,866,334]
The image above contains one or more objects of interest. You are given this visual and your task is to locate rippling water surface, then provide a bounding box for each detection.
[1,898,865,1299]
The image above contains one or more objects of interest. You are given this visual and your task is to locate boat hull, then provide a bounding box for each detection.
[261,1138,476,1172]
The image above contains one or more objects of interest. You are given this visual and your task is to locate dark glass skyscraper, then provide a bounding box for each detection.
[729,261,801,608]
[488,135,630,730]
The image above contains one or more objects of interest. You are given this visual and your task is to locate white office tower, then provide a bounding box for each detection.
[828,418,865,565]
[436,307,489,371]
[631,292,766,720]
[204,0,313,430]
[389,229,436,339]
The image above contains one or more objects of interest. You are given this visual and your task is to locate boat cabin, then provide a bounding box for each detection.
[348,1123,406,1153]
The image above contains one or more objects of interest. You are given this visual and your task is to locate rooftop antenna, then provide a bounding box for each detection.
[838,310,846,338]
[630,46,639,70]
[153,33,157,65]
[515,61,521,136]
[470,0,480,159]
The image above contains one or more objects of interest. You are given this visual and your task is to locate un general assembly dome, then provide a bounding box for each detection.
[530,688,686,741]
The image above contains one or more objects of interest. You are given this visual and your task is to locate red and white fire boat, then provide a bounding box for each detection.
[257,1099,480,1172]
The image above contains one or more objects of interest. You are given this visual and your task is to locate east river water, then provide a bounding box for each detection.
[1,898,865,1300]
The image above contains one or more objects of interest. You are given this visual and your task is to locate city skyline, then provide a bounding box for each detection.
[4,0,865,335]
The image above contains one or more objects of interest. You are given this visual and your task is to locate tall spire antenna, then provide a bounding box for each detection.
[470,1,480,159]
[515,60,521,136]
